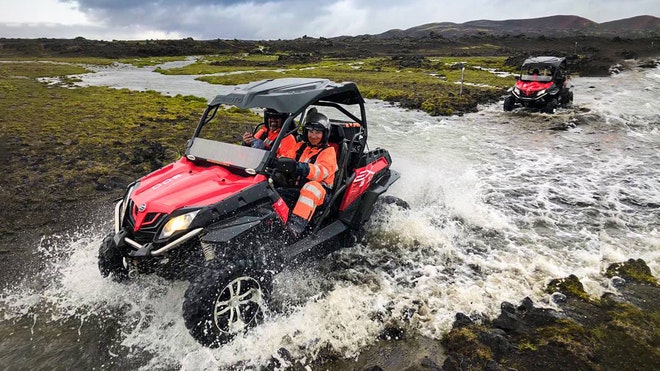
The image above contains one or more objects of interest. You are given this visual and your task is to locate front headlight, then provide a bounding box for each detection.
[158,210,200,239]
[536,89,546,96]
[513,87,520,95]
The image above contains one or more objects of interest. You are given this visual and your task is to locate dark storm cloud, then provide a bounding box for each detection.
[58,0,329,40]
[3,1,657,40]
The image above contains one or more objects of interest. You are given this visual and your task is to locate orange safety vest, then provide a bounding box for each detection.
[255,127,297,158]
[284,142,337,221]
[286,142,337,188]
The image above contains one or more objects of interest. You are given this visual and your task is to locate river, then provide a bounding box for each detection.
[1,59,659,370]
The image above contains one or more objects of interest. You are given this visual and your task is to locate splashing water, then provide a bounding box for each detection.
[2,61,659,369]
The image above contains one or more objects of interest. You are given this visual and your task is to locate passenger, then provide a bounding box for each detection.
[243,108,297,157]
[530,68,540,80]
[277,108,337,237]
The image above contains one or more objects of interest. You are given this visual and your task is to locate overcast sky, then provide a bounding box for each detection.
[0,0,658,41]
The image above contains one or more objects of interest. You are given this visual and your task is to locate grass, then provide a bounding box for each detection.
[175,55,514,116]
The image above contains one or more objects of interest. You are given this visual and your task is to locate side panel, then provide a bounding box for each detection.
[341,169,400,228]
[339,156,389,211]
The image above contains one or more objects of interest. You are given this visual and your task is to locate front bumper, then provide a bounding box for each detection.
[113,199,204,257]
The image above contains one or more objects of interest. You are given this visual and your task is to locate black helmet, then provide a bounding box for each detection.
[264,108,289,128]
[302,108,330,146]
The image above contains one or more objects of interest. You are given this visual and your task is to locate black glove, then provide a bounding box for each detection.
[295,162,310,178]
[277,157,297,175]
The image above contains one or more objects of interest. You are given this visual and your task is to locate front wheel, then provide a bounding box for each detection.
[98,232,128,282]
[503,95,515,111]
[183,266,271,347]
[542,98,558,114]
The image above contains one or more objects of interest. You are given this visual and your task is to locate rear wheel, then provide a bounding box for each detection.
[503,95,515,111]
[98,232,128,282]
[183,266,271,347]
[560,89,574,107]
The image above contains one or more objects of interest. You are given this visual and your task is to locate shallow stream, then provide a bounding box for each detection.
[2,60,659,369]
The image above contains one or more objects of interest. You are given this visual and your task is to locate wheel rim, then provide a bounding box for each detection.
[213,276,265,334]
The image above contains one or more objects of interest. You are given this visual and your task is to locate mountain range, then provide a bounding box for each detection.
[375,15,660,39]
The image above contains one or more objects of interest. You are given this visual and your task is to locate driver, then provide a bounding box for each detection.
[278,108,337,237]
[243,108,297,157]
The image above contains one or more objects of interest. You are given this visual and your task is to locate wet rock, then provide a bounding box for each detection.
[605,258,657,286]
[500,301,516,314]
[551,292,567,304]
[518,296,534,311]
[442,354,477,371]
[452,312,473,328]
[478,329,514,357]
[419,356,442,370]
[378,326,405,341]
[638,59,660,68]
[610,276,626,288]
[440,264,660,371]
[485,359,502,371]
[546,274,590,301]
[493,302,520,331]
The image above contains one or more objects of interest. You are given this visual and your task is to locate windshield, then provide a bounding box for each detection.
[185,99,367,172]
[186,105,269,171]
[520,65,554,82]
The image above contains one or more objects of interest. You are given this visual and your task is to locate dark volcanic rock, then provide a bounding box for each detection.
[440,261,659,371]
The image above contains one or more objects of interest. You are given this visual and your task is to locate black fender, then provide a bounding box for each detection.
[201,213,273,244]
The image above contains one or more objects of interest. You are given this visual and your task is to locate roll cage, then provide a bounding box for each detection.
[520,56,568,83]
[185,78,369,178]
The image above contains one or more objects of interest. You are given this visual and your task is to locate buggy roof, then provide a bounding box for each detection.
[208,78,364,114]
[522,56,567,68]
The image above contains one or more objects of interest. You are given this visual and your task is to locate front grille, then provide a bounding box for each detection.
[123,199,168,244]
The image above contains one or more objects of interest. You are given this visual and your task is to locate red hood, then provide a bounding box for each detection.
[128,157,266,230]
[515,80,553,95]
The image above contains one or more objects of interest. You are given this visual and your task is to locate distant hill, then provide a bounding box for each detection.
[376,15,660,39]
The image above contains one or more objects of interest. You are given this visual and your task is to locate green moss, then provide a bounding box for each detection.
[604,303,654,342]
[591,301,660,368]
[442,326,493,361]
[535,319,590,349]
[117,56,188,67]
[518,342,537,351]
[0,61,90,78]
[545,274,592,301]
[605,259,658,286]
